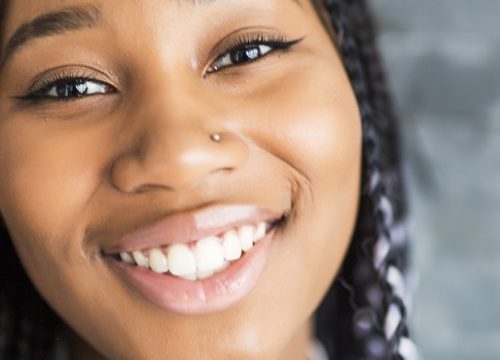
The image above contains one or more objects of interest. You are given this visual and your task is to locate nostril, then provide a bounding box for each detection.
[110,129,249,193]
[128,183,169,194]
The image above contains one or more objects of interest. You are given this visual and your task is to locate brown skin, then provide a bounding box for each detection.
[0,1,361,359]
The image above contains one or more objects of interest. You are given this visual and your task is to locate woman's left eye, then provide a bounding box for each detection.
[207,37,302,73]
[24,78,115,101]
[209,44,272,72]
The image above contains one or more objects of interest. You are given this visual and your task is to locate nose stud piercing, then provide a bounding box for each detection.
[210,133,221,142]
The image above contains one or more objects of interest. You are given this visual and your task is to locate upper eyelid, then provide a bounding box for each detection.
[15,77,115,102]
[26,65,119,94]
[204,35,301,75]
[214,34,286,56]
[24,34,277,94]
[207,44,283,74]
[19,31,299,97]
[27,41,281,98]
[204,28,289,65]
[34,78,111,95]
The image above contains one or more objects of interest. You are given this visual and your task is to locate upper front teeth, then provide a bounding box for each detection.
[149,248,169,273]
[193,237,224,273]
[222,230,242,261]
[168,244,197,277]
[118,221,270,281]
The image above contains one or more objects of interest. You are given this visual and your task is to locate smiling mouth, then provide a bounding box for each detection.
[107,219,280,281]
[101,204,288,314]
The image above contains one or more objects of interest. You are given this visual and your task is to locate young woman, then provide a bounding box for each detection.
[0,0,418,359]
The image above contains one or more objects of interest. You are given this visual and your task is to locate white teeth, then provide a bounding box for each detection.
[254,222,267,242]
[196,269,214,280]
[238,225,255,252]
[215,260,230,272]
[132,251,149,268]
[167,244,197,277]
[120,252,135,264]
[193,237,224,273]
[222,229,243,261]
[148,248,168,274]
[179,273,197,281]
[119,220,272,281]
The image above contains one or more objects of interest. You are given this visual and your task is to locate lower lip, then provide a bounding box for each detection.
[109,228,276,315]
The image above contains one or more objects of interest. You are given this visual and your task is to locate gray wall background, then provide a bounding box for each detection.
[370,1,500,359]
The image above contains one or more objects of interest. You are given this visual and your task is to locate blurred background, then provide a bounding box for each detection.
[370,0,500,359]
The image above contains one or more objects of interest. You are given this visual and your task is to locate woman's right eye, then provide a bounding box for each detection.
[23,77,116,101]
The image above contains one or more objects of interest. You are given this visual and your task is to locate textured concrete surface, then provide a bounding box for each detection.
[370,1,500,359]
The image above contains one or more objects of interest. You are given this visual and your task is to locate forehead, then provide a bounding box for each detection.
[3,0,304,23]
[0,0,318,68]
[1,0,308,43]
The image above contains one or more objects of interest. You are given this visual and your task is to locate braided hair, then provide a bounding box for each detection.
[314,0,418,359]
[0,0,418,359]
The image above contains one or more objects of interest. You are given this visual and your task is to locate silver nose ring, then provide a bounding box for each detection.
[210,133,221,142]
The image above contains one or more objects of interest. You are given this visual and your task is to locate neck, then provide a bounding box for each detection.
[66,318,315,360]
[66,328,107,360]
[278,318,315,360]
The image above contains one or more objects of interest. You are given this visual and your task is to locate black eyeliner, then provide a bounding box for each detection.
[15,76,116,105]
[15,34,304,103]
[215,34,304,60]
[16,77,89,101]
[207,33,305,74]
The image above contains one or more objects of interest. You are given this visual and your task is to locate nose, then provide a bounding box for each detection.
[110,86,248,193]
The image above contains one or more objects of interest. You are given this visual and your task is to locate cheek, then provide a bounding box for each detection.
[279,77,361,263]
[242,53,362,198]
[0,118,109,291]
[0,124,93,230]
[230,56,362,353]
[245,54,362,233]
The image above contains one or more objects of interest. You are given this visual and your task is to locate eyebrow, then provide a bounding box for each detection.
[0,5,101,68]
[0,0,303,69]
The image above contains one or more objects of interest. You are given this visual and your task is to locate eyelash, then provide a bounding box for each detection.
[18,71,115,103]
[207,33,302,73]
[18,33,302,103]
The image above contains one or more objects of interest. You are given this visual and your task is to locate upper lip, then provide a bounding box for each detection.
[103,204,284,254]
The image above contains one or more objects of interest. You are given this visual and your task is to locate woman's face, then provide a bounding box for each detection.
[0,0,361,359]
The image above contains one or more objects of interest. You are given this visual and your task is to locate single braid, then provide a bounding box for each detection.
[315,0,418,359]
